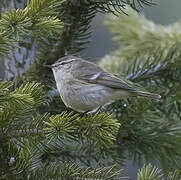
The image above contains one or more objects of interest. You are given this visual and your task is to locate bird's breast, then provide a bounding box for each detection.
[56,81,113,112]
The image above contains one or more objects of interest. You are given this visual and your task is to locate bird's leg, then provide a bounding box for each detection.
[79,106,103,118]
[79,110,90,118]
[95,106,103,114]
[86,106,103,115]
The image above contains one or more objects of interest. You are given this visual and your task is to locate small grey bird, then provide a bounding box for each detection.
[46,56,161,113]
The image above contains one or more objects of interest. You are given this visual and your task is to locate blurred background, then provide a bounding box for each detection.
[84,0,181,59]
[82,0,181,179]
[1,0,181,179]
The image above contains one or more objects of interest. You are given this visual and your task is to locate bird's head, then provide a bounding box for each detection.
[44,56,83,73]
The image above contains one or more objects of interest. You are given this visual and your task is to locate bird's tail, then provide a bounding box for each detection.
[131,90,161,100]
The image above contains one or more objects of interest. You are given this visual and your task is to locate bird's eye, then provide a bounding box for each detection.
[60,62,66,65]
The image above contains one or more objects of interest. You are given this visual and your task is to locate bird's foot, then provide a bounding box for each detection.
[86,106,103,115]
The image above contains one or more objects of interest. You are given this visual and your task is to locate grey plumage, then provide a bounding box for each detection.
[50,56,161,112]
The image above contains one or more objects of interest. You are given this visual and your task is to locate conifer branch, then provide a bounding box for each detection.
[57,0,96,57]
[44,112,120,148]
[0,0,64,57]
[99,8,181,170]
[137,164,181,180]
[0,80,122,179]
[103,8,181,61]
[0,128,43,139]
[28,162,122,180]
[137,164,163,180]
[2,0,180,179]
[0,140,16,180]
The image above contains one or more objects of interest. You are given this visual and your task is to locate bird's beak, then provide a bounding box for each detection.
[43,64,52,68]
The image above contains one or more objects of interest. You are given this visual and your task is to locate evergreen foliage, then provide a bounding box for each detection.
[1,0,181,179]
[137,164,181,180]
[100,8,181,172]
[0,81,122,179]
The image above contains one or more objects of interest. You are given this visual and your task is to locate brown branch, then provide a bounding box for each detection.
[0,128,44,140]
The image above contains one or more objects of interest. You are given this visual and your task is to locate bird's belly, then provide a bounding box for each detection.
[60,84,113,112]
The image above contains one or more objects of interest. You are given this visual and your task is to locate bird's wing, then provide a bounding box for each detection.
[93,71,133,90]
[86,71,134,90]
[72,61,134,90]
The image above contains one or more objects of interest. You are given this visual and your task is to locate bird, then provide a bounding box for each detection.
[45,56,161,113]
